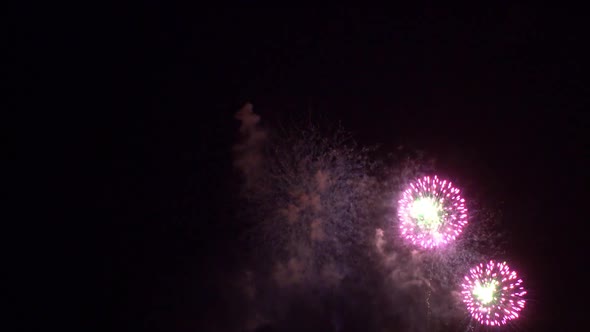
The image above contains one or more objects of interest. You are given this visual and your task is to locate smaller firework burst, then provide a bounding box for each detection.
[461,260,526,326]
[397,175,468,248]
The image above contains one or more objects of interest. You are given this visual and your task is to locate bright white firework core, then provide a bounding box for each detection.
[410,197,443,231]
[472,280,497,305]
[397,175,468,248]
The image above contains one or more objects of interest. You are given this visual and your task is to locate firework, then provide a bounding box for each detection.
[461,260,526,326]
[397,175,468,248]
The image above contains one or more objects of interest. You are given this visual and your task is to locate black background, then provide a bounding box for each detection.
[16,4,586,332]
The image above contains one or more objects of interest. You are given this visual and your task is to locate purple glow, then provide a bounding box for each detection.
[397,175,468,248]
[461,260,527,326]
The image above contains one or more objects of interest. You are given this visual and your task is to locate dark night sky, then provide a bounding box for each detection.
[17,4,587,332]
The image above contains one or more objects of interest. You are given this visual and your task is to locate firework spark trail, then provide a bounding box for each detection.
[398,175,468,249]
[461,260,526,326]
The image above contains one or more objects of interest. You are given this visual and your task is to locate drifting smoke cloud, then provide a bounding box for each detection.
[230,105,505,332]
[233,103,267,189]
[231,105,387,330]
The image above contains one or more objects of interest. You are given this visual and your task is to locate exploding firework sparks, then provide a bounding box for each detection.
[397,175,468,248]
[461,260,526,326]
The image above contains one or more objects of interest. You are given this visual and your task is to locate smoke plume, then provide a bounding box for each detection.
[233,103,267,189]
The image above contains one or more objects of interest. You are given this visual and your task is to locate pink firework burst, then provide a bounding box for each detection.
[397,175,468,248]
[461,260,527,326]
